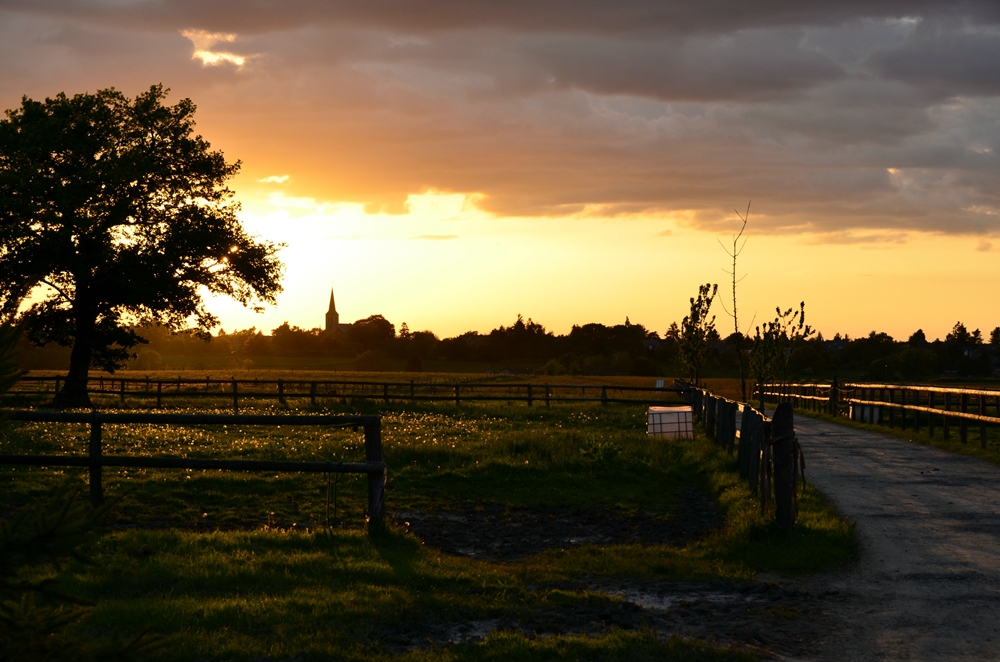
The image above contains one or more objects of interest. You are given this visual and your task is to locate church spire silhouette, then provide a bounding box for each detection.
[325,287,340,333]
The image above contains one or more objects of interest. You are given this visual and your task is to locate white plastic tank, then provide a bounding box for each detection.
[647,405,694,439]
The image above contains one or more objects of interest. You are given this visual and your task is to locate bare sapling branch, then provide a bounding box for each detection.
[719,201,751,401]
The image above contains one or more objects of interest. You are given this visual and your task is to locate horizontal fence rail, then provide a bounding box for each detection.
[8,376,688,412]
[0,410,386,531]
[757,380,1000,449]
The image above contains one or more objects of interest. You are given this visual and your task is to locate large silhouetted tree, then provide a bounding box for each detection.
[0,85,283,406]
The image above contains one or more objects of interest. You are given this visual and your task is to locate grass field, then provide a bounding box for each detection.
[15,368,680,387]
[2,397,856,660]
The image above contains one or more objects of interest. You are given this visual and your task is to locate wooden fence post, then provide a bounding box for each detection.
[726,401,737,455]
[364,420,385,534]
[705,396,716,438]
[545,384,550,407]
[156,382,162,408]
[738,407,754,479]
[279,379,286,406]
[829,377,838,416]
[944,392,951,440]
[900,389,907,429]
[55,376,61,394]
[89,415,104,507]
[454,385,460,406]
[960,393,968,444]
[928,392,935,437]
[760,422,771,514]
[120,379,126,405]
[771,403,796,529]
[310,382,317,406]
[601,386,607,406]
[410,380,415,399]
[914,390,920,433]
[527,384,533,407]
[232,379,239,415]
[980,395,987,449]
[714,399,724,446]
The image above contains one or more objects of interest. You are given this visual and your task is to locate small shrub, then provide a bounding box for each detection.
[579,437,622,465]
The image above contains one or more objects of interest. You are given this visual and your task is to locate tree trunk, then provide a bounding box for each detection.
[53,309,93,408]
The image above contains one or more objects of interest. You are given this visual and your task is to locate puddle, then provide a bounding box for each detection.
[607,587,762,611]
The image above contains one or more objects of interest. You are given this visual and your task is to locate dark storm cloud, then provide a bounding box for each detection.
[523,30,845,102]
[5,0,1000,34]
[869,19,1000,97]
[1,0,999,236]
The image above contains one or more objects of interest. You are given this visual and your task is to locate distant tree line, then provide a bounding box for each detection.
[16,311,1000,382]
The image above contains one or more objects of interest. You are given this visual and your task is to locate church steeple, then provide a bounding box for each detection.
[325,288,340,333]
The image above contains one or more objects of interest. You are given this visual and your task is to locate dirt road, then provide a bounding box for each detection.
[791,414,1000,660]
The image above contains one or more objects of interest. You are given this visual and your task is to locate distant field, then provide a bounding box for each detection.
[1,396,854,660]
[17,368,677,388]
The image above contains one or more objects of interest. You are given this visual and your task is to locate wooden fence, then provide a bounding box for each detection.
[0,410,386,531]
[757,381,1000,448]
[9,376,687,412]
[688,387,801,528]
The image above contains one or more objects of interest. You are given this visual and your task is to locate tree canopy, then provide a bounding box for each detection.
[679,283,717,385]
[0,85,283,405]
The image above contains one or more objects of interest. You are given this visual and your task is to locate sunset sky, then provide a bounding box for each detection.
[3,1,1000,341]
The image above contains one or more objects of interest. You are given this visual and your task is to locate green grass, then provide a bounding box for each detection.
[1,401,854,660]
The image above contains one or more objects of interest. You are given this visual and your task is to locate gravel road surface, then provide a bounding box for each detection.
[790,414,1000,661]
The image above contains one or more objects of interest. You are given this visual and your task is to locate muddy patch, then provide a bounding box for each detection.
[377,578,850,659]
[394,486,723,560]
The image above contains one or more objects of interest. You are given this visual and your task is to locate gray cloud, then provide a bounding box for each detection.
[1,1,999,237]
[523,29,845,102]
[5,0,1000,35]
[869,19,1000,97]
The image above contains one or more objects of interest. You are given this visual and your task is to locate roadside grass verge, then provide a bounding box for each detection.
[1,401,853,659]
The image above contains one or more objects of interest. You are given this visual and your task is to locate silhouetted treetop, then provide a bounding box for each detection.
[0,84,283,406]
